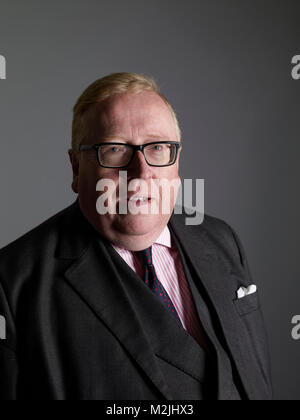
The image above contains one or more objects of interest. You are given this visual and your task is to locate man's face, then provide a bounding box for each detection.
[69,91,182,251]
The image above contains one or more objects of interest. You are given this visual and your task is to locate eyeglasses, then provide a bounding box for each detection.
[79,141,182,168]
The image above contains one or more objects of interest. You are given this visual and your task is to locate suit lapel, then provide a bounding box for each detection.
[168,211,269,400]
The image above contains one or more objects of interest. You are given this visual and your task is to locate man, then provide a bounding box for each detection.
[0,72,272,400]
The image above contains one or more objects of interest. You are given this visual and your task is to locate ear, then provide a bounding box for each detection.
[68,149,79,194]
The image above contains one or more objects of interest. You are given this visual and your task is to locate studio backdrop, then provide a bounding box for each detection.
[0,0,299,400]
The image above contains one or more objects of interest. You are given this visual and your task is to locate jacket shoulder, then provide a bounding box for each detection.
[203,214,244,262]
[0,203,75,286]
[1,205,73,255]
[170,209,245,269]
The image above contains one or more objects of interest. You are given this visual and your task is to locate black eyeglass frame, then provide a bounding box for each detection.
[79,141,182,168]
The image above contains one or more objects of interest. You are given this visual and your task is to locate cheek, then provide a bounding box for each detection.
[158,166,180,183]
[78,167,97,194]
[79,166,121,201]
[153,168,181,206]
[77,160,109,197]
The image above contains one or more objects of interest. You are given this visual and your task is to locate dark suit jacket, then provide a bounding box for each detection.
[0,201,273,400]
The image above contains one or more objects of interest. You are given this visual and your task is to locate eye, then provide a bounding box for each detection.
[109,146,125,153]
[151,145,162,151]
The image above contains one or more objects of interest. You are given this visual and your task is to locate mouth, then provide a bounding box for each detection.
[127,196,153,206]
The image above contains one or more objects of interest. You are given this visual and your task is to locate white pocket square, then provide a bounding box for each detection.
[237,285,257,299]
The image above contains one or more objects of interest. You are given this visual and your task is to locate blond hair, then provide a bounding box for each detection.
[72,72,181,151]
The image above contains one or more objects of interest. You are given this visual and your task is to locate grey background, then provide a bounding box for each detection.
[0,0,299,400]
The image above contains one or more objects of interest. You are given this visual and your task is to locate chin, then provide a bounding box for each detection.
[115,213,161,235]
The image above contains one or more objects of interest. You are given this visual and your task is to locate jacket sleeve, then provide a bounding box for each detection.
[0,281,18,400]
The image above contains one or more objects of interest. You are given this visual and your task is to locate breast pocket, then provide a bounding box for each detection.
[233,292,260,316]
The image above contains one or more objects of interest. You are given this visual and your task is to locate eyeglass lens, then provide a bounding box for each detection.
[98,143,177,167]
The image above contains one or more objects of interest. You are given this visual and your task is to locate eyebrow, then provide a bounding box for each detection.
[99,134,171,143]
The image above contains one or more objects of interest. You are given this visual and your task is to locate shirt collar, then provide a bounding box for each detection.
[154,225,172,248]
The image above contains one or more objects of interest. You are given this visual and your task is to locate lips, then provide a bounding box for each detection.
[127,196,152,202]
[127,197,154,208]
[117,196,157,209]
[118,193,156,202]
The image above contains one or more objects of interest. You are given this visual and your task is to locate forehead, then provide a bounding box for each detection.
[91,91,176,139]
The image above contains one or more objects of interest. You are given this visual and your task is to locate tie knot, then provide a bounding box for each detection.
[136,246,153,267]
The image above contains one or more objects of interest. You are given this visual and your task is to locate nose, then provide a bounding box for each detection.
[127,150,152,179]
